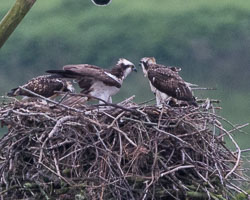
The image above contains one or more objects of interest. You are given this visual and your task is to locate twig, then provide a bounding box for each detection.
[113,127,137,147]
[160,165,195,177]
[215,124,241,179]
[18,86,85,113]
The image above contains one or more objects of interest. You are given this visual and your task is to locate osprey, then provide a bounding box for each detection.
[139,57,198,106]
[7,75,75,99]
[46,58,137,104]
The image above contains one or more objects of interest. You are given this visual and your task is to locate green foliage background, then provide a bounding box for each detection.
[0,0,250,151]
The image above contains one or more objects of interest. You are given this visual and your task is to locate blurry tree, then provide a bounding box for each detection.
[0,0,36,48]
[0,0,112,48]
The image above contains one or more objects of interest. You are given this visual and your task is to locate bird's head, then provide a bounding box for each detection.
[116,58,137,79]
[139,57,156,77]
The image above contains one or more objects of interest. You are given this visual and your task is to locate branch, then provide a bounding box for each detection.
[0,0,36,48]
[17,86,85,113]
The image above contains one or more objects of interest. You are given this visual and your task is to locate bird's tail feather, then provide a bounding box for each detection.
[7,88,18,97]
[46,70,79,78]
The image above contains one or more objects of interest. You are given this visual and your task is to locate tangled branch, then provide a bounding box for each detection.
[0,96,248,199]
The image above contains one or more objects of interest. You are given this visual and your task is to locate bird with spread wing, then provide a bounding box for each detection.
[46,58,137,104]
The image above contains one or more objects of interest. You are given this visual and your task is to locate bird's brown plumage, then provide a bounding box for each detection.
[7,75,74,99]
[62,64,122,89]
[147,67,194,102]
[140,57,197,106]
[46,58,136,103]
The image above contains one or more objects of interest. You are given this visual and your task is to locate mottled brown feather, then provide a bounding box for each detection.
[62,64,122,88]
[8,75,71,98]
[147,65,194,102]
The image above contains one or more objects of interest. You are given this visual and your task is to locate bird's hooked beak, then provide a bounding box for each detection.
[132,65,137,72]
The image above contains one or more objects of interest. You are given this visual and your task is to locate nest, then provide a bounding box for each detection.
[0,95,248,200]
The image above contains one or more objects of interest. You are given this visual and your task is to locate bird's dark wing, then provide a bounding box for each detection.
[153,64,181,72]
[63,64,122,88]
[147,67,194,102]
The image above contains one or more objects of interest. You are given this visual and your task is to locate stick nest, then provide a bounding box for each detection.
[0,97,248,200]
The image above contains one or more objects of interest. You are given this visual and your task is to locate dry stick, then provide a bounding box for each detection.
[0,185,20,196]
[18,86,85,113]
[50,140,62,178]
[62,92,138,113]
[228,123,249,133]
[38,116,77,163]
[107,111,125,128]
[39,162,72,186]
[204,187,211,200]
[59,148,82,161]
[160,165,195,177]
[47,139,73,150]
[94,127,111,152]
[196,171,215,190]
[0,96,19,104]
[11,109,56,121]
[207,111,248,135]
[118,130,123,165]
[138,97,156,105]
[215,124,241,179]
[154,127,191,146]
[56,91,70,104]
[226,183,248,195]
[48,116,76,138]
[196,99,220,103]
[142,181,150,200]
[112,157,136,200]
[215,162,224,186]
[191,87,216,90]
[142,141,158,199]
[157,107,164,128]
[117,95,135,105]
[234,148,250,154]
[113,127,137,147]
[217,123,250,139]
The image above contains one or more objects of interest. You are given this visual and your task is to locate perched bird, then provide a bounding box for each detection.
[46,58,137,104]
[91,0,112,6]
[139,57,198,106]
[7,75,75,99]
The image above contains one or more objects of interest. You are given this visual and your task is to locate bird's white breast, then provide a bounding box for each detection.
[149,82,157,94]
[141,64,148,77]
[89,81,120,101]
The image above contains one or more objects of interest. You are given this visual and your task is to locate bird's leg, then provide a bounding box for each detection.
[155,91,162,106]
[156,98,161,106]
[107,96,112,103]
